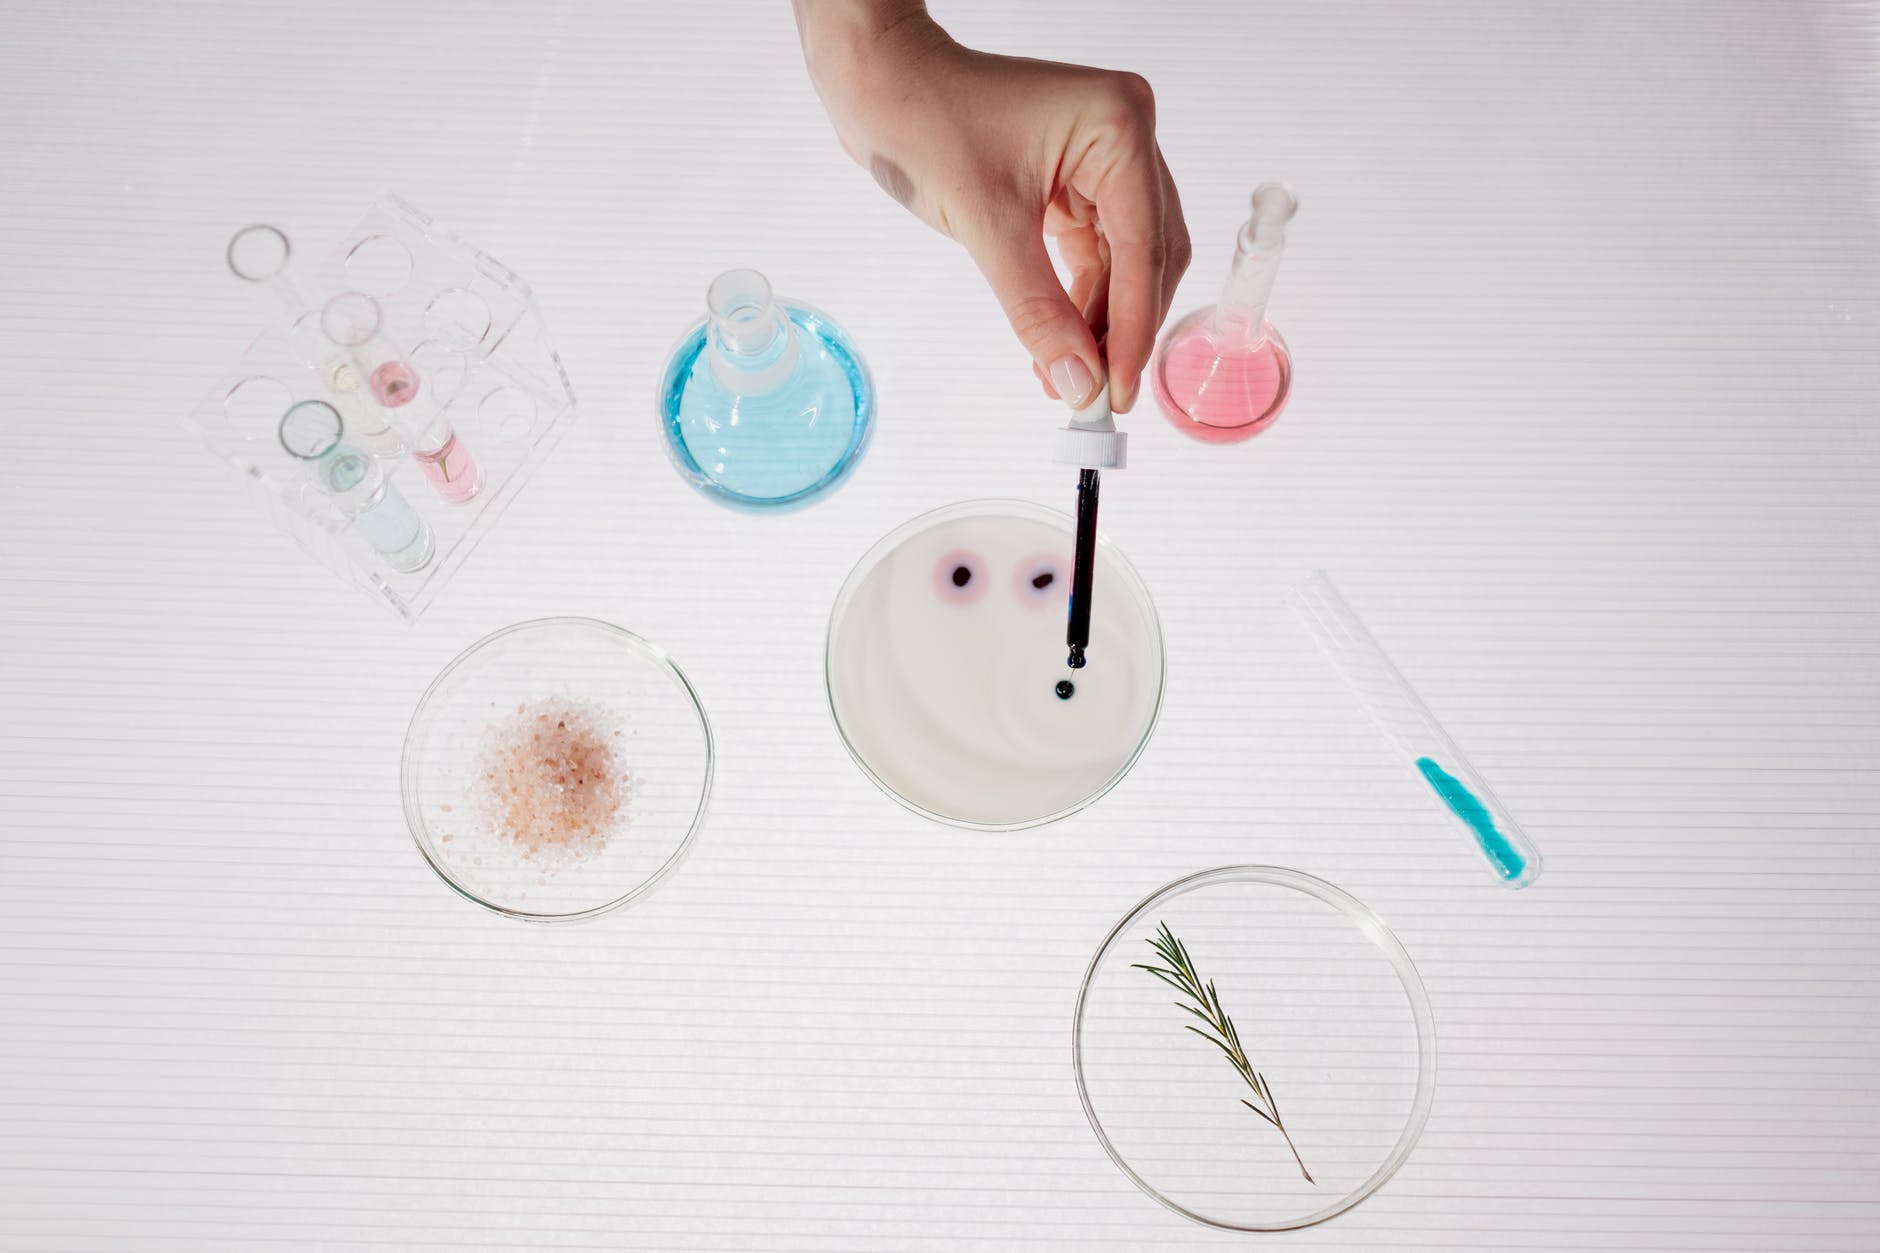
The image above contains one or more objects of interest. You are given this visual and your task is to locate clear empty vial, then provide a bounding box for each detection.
[279,400,435,573]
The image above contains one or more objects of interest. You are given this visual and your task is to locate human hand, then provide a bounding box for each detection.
[794,2,1190,413]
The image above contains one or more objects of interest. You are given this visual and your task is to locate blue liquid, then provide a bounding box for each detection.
[1415,756,1528,883]
[322,448,434,573]
[658,304,874,511]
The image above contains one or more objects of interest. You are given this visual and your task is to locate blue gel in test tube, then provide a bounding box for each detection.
[1289,571,1542,888]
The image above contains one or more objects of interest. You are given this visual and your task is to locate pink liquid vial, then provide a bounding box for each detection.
[1153,182,1298,444]
[413,424,483,504]
[370,360,420,408]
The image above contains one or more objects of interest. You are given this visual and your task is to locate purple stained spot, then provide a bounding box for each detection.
[933,550,987,605]
[1014,553,1066,606]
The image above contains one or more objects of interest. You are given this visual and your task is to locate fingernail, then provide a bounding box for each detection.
[1048,356,1095,408]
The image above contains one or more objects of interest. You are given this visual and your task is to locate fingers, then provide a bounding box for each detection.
[1094,161,1169,414]
[965,218,1104,409]
[1155,147,1193,332]
[1091,147,1190,413]
[1075,69,1190,413]
[1058,222,1108,346]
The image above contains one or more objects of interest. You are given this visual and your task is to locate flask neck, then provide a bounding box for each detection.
[1211,226,1283,347]
[1211,183,1297,347]
[705,269,800,395]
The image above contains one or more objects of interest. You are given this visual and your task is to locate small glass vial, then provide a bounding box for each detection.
[394,387,483,505]
[286,312,402,457]
[279,400,435,573]
[322,293,482,502]
[321,291,421,410]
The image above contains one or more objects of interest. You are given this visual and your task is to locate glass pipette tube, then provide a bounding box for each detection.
[1288,571,1543,888]
[279,400,434,573]
[227,224,305,314]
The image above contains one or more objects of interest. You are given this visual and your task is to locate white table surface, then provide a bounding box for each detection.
[3,1,1878,1248]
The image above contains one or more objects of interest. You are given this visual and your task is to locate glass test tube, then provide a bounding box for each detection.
[395,369,484,505]
[1288,571,1542,888]
[227,228,404,457]
[322,293,483,503]
[284,313,402,456]
[279,400,435,573]
[321,291,421,409]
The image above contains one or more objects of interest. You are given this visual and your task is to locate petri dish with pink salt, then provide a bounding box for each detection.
[401,618,713,922]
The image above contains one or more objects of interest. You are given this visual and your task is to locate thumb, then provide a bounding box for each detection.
[966,228,1104,408]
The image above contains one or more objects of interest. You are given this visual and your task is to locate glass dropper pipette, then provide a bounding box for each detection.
[1053,374,1127,682]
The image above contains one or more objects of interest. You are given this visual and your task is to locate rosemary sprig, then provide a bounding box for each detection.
[1133,920,1314,1184]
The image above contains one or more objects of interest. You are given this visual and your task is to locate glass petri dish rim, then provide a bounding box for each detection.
[1072,865,1437,1233]
[399,616,716,924]
[822,498,1166,833]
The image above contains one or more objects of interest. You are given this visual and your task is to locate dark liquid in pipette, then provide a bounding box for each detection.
[1066,469,1099,669]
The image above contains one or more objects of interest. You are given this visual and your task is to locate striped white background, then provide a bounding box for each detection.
[1,0,1876,1248]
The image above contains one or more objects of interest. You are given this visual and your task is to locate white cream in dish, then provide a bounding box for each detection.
[827,504,1162,828]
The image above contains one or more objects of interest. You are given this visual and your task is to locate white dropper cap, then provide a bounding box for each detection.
[1052,381,1128,469]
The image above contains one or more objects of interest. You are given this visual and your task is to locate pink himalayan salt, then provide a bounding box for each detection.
[474,696,631,869]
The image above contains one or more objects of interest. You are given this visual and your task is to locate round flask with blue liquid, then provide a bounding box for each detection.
[657,269,874,511]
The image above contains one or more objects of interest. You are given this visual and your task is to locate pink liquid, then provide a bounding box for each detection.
[370,360,420,408]
[414,426,483,504]
[1152,318,1291,445]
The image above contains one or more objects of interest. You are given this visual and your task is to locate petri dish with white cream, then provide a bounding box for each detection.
[825,499,1164,830]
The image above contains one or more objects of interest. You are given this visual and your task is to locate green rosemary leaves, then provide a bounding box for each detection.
[1134,921,1314,1184]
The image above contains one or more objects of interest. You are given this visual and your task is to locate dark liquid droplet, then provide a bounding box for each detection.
[1031,572,1054,589]
[951,566,972,587]
[1055,680,1075,700]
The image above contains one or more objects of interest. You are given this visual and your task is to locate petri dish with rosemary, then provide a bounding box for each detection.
[824,499,1164,831]
[401,618,713,922]
[1074,866,1436,1231]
